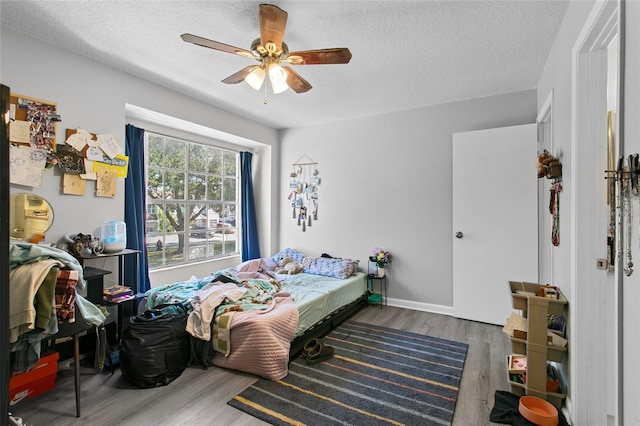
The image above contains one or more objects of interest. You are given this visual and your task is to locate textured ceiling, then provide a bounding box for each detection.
[1,0,569,130]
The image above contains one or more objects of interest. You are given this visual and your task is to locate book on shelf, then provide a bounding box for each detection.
[103,293,134,304]
[103,285,133,303]
[103,285,132,296]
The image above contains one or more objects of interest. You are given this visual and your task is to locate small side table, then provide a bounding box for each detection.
[77,249,141,341]
[367,273,388,308]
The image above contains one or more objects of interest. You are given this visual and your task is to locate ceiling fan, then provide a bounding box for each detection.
[181,3,352,98]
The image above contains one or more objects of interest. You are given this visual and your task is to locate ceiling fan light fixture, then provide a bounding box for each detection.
[181,4,350,97]
[245,66,266,90]
[268,63,289,93]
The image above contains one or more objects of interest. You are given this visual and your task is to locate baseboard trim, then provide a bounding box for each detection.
[386,298,454,316]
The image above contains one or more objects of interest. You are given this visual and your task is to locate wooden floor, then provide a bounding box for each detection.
[9,306,511,425]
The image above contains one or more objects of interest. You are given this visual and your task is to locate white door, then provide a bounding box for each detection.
[453,124,538,325]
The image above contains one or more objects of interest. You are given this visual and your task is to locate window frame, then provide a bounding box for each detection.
[144,130,241,270]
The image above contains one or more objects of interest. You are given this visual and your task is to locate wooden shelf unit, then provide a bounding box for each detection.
[508,281,568,408]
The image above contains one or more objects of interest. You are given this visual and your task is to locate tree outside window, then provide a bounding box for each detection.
[145,133,239,269]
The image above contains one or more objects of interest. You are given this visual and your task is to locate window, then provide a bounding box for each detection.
[145,132,239,269]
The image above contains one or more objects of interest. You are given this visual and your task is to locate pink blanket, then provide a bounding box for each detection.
[210,295,299,380]
[233,258,277,281]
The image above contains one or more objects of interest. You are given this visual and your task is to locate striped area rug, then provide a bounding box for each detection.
[228,320,468,425]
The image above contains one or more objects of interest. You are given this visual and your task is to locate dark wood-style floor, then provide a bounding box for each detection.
[9,306,511,425]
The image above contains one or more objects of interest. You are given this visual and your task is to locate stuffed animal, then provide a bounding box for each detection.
[275,255,304,275]
[535,150,562,179]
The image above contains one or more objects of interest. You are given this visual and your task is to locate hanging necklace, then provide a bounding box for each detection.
[624,170,634,276]
[550,180,562,246]
[615,157,624,271]
[633,155,640,257]
[608,171,616,269]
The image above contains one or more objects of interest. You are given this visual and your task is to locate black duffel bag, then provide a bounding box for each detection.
[120,304,190,388]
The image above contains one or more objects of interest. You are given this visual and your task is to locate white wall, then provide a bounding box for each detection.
[536,0,595,307]
[535,4,592,418]
[279,91,536,309]
[535,1,595,422]
[1,27,279,287]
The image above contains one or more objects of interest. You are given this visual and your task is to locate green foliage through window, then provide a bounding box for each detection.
[145,132,239,269]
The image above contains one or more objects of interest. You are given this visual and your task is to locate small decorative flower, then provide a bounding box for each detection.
[370,247,392,268]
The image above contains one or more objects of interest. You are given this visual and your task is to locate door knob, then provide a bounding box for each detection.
[455,231,463,239]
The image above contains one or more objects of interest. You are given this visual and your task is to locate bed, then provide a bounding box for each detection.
[141,249,369,380]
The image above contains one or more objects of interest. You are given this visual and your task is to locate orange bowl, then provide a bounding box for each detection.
[518,396,558,426]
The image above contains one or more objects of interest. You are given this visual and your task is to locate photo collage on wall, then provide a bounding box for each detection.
[288,155,320,232]
[8,94,60,187]
[7,93,125,197]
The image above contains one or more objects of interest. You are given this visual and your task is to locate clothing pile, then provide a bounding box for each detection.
[9,243,106,372]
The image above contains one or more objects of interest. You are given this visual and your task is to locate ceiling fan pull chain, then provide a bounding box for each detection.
[263,78,269,105]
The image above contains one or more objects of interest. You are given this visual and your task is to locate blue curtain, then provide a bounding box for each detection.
[240,151,260,260]
[124,124,151,293]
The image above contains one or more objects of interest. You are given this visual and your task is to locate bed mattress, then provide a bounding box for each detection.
[277,271,367,337]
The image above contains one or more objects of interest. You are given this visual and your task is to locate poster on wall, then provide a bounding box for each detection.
[94,153,129,178]
[56,145,86,174]
[9,120,30,144]
[9,144,46,187]
[96,169,117,198]
[63,173,87,196]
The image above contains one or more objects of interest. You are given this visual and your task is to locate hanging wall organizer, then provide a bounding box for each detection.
[288,154,320,232]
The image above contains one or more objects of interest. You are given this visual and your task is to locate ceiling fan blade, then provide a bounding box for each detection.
[259,4,287,53]
[222,66,259,84]
[285,48,352,65]
[181,33,257,59]
[283,66,312,93]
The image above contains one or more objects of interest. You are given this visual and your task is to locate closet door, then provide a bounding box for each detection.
[452,124,538,325]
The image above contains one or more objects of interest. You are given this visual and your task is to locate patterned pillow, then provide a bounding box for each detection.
[303,257,356,279]
[272,248,307,264]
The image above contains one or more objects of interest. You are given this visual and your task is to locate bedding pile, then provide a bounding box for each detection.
[210,294,298,380]
[143,258,299,380]
[142,250,364,380]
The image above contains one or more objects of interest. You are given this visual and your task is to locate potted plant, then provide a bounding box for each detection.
[370,247,392,277]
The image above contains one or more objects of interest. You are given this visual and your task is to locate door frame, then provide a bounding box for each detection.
[537,90,554,286]
[571,0,622,423]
